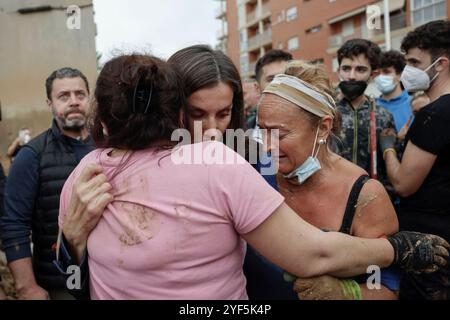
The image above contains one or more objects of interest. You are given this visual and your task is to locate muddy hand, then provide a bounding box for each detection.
[293,275,360,300]
[388,231,450,273]
[380,128,397,153]
[62,164,113,263]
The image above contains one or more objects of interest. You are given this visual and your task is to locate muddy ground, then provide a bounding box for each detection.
[0,249,17,299]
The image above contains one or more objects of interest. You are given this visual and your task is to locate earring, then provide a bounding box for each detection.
[319,138,327,145]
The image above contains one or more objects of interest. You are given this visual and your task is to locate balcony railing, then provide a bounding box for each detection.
[328,13,407,49]
[328,27,363,49]
[248,28,272,51]
[247,2,271,25]
[215,4,227,19]
[216,29,228,40]
[370,13,407,37]
[261,2,271,17]
[247,8,257,24]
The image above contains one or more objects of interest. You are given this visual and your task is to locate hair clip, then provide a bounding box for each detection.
[132,74,153,115]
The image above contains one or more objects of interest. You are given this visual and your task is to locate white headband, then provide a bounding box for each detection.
[263,74,336,118]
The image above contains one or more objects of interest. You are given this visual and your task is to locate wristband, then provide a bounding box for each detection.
[340,279,362,300]
[383,148,397,160]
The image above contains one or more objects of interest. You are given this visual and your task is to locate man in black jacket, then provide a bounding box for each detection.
[0,163,5,218]
[0,68,95,299]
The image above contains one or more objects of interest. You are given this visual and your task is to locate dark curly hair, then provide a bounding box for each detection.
[337,39,381,71]
[255,49,293,83]
[90,54,183,150]
[401,20,450,60]
[379,50,406,74]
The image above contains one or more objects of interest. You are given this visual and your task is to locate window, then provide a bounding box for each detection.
[286,6,298,22]
[306,24,322,34]
[342,19,354,36]
[411,0,446,26]
[288,36,299,51]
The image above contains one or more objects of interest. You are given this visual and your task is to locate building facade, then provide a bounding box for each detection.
[215,0,449,80]
[0,0,97,170]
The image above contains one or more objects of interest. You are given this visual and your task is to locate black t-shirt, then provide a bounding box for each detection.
[399,94,450,241]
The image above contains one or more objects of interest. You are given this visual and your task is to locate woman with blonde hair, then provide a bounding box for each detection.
[258,60,401,299]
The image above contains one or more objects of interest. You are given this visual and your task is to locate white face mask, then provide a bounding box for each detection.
[400,58,441,93]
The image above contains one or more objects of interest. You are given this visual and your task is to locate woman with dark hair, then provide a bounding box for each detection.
[168,45,291,299]
[168,45,244,135]
[55,53,449,300]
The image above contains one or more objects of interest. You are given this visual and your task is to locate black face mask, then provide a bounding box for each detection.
[339,80,368,101]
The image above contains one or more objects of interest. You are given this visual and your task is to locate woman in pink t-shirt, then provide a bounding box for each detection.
[57,54,448,300]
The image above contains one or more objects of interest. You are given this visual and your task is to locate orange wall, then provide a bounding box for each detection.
[225,0,241,72]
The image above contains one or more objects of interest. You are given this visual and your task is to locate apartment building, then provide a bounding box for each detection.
[215,0,449,80]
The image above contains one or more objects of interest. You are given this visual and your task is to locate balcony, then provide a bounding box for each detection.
[216,28,228,40]
[328,13,407,49]
[369,13,407,38]
[328,27,363,49]
[247,2,271,26]
[247,8,258,25]
[261,2,271,18]
[215,4,227,19]
[247,28,272,51]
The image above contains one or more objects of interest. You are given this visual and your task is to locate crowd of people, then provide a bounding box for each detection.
[0,19,449,300]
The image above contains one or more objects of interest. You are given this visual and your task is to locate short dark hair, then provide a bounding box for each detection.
[379,50,406,74]
[45,67,90,100]
[91,55,183,150]
[168,44,244,131]
[255,50,293,82]
[401,20,450,60]
[337,39,381,71]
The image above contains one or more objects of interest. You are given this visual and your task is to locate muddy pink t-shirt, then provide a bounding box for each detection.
[59,141,284,300]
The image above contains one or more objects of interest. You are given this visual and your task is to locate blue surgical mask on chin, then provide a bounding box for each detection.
[283,127,323,184]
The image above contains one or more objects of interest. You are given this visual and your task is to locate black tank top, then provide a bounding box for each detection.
[339,175,370,234]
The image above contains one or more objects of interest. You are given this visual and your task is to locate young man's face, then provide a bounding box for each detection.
[380,66,402,90]
[259,60,288,91]
[404,47,433,70]
[243,82,260,115]
[47,77,89,132]
[380,66,401,83]
[338,54,373,82]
